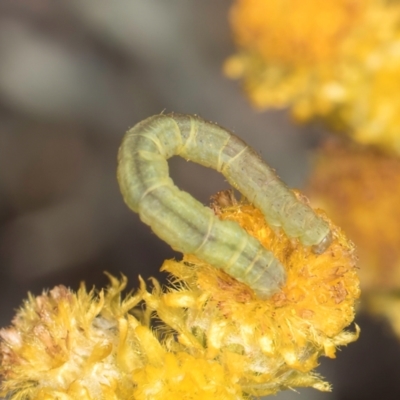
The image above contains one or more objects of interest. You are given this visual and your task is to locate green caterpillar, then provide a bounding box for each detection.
[117,113,331,298]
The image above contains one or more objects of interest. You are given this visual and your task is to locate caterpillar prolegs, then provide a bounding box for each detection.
[117,114,331,298]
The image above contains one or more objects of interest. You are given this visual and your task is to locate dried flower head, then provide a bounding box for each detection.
[225,0,400,154]
[307,139,400,292]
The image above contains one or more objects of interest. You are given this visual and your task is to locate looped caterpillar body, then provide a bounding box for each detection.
[117,113,331,298]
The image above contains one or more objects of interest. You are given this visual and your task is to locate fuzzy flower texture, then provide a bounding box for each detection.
[0,195,360,399]
[225,0,400,155]
[306,139,400,341]
[307,140,400,292]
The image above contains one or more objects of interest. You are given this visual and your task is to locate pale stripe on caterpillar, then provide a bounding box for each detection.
[117,113,331,298]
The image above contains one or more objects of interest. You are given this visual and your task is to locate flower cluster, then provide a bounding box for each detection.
[0,197,360,399]
[306,139,400,341]
[307,139,400,292]
[0,275,145,400]
[225,0,400,155]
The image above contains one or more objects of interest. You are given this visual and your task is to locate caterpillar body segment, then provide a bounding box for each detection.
[117,113,331,297]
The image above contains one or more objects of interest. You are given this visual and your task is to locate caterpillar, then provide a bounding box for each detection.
[117,113,331,298]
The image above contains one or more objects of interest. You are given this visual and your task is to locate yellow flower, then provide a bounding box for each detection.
[227,0,364,67]
[0,275,245,400]
[0,198,360,399]
[150,197,360,396]
[0,275,150,400]
[225,0,400,155]
[133,352,242,400]
[307,139,400,292]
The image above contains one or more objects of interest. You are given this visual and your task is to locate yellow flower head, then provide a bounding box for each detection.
[227,0,365,66]
[307,139,400,292]
[0,197,360,399]
[0,275,246,400]
[0,275,149,400]
[150,195,360,396]
[225,0,400,155]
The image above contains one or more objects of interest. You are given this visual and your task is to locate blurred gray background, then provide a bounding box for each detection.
[1,1,400,399]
